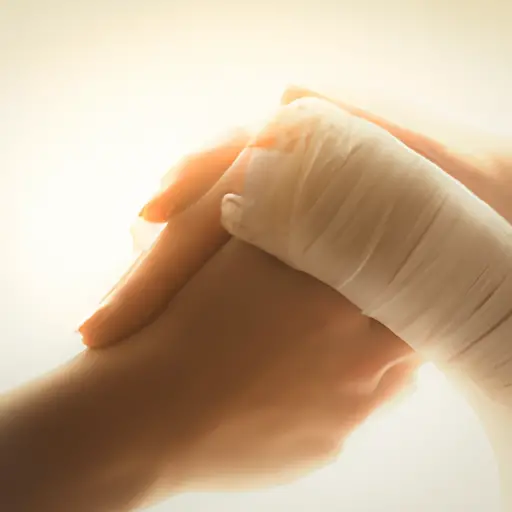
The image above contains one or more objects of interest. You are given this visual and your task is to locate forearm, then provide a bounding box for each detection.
[0,334,197,511]
[0,239,414,511]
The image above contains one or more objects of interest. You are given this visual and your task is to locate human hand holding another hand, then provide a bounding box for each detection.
[1,231,418,511]
[69,82,512,506]
[73,83,512,500]
[129,238,417,496]
[80,85,512,350]
[4,86,509,511]
[62,87,422,508]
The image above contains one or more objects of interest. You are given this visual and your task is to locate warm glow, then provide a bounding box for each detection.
[8,72,504,512]
[12,88,502,511]
[2,1,509,510]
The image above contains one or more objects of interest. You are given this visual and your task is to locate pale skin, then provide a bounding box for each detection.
[0,86,509,511]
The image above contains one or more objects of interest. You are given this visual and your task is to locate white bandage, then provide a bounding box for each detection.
[220,98,512,405]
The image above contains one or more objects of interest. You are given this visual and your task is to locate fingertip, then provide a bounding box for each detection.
[77,312,108,348]
[76,314,93,339]
[77,328,97,349]
[76,323,96,348]
[78,325,113,350]
[138,199,172,223]
[79,335,95,349]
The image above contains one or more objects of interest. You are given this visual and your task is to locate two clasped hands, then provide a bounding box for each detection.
[0,87,509,512]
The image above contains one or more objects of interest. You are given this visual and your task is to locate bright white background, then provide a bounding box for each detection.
[1,1,511,510]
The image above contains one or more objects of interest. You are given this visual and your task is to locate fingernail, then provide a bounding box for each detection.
[77,317,93,337]
[221,193,243,234]
[77,316,105,347]
[138,191,168,219]
[138,191,162,218]
[77,309,94,335]
[138,201,162,222]
[77,305,106,336]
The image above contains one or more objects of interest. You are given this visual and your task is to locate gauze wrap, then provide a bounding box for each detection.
[220,97,512,405]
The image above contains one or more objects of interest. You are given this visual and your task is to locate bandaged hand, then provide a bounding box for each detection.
[79,86,511,406]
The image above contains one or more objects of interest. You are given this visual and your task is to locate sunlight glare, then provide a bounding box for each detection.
[10,55,503,512]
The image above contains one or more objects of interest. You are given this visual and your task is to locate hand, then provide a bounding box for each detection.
[66,89,422,506]
[109,237,419,497]
[0,236,418,511]
[281,86,512,224]
[80,86,512,349]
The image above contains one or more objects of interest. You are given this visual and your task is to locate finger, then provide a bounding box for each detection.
[78,144,248,348]
[96,128,251,308]
[140,127,250,222]
[79,195,227,348]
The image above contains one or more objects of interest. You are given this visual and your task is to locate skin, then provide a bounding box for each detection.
[80,86,512,349]
[3,86,509,510]
[0,109,420,509]
[0,239,418,511]
[79,128,252,347]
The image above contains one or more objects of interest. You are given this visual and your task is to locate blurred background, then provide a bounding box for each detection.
[1,0,511,510]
